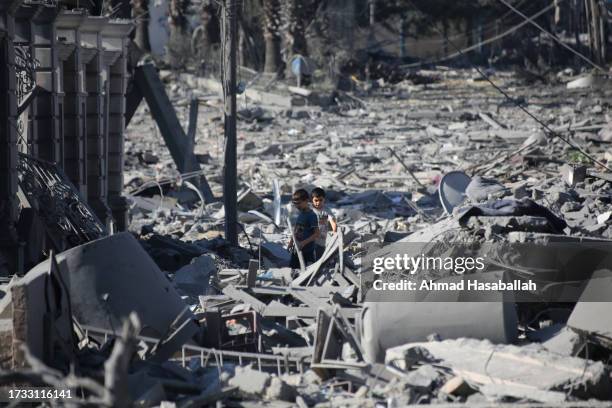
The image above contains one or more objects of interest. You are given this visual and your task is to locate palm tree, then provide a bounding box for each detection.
[284,0,308,57]
[132,0,151,53]
[167,0,191,69]
[262,0,282,74]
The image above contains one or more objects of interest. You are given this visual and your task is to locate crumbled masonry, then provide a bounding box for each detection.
[1,1,612,406]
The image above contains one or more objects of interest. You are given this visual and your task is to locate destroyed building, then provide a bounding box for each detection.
[1,0,612,407]
[1,0,132,275]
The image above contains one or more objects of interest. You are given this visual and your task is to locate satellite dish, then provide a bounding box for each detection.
[438,171,471,214]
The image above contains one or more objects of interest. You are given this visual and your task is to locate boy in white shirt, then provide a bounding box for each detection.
[311,188,337,260]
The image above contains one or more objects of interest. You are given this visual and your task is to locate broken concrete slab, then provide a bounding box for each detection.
[541,326,583,357]
[402,364,442,391]
[21,233,199,344]
[229,365,296,402]
[174,254,216,296]
[237,189,264,212]
[133,64,213,202]
[479,383,567,404]
[385,338,610,400]
[439,376,476,397]
[260,242,291,267]
[566,74,608,89]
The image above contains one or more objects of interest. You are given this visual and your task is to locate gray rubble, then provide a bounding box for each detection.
[3,64,612,406]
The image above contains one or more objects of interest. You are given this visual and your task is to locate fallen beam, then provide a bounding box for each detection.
[133,64,214,203]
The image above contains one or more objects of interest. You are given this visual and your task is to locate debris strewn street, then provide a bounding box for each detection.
[1,0,612,406]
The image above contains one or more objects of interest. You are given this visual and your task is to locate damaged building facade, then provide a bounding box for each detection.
[0,0,131,275]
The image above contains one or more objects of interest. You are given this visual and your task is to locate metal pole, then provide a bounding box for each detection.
[223,0,238,246]
[399,13,407,59]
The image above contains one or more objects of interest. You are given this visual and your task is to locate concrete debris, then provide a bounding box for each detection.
[465,175,509,202]
[237,189,264,212]
[560,164,587,187]
[541,326,584,356]
[1,4,612,404]
[229,366,296,401]
[173,254,216,296]
[386,338,611,401]
[439,376,476,397]
[566,74,609,90]
[228,365,271,396]
[29,233,197,342]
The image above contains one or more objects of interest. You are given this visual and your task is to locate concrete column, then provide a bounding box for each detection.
[0,0,22,275]
[14,4,36,156]
[30,5,60,165]
[81,17,110,224]
[56,10,87,196]
[102,21,132,231]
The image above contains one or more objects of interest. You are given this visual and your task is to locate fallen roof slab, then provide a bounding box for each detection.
[385,338,611,400]
[14,232,199,344]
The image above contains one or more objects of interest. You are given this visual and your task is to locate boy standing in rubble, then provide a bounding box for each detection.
[288,189,320,268]
[311,188,337,260]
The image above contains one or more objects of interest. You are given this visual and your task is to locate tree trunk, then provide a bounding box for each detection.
[263,0,282,74]
[285,0,308,57]
[586,0,605,65]
[132,0,151,53]
[574,0,581,52]
[168,0,190,69]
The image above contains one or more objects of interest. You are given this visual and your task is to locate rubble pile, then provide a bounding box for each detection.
[1,67,612,407]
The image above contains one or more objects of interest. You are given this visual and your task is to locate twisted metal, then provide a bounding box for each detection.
[17,153,106,249]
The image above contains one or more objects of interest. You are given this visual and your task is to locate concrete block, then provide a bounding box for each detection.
[174,254,215,296]
[439,376,476,397]
[265,377,296,402]
[229,366,271,396]
[403,364,441,391]
[261,242,291,266]
[237,189,263,212]
[542,326,583,356]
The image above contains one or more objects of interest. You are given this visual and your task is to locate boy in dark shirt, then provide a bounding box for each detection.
[288,189,320,268]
